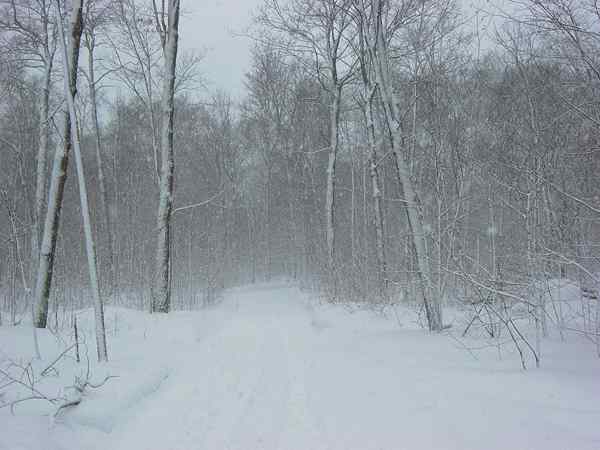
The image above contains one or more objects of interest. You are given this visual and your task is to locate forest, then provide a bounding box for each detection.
[0,1,599,449]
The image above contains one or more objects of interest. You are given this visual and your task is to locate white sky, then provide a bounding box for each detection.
[178,0,511,99]
[179,0,263,99]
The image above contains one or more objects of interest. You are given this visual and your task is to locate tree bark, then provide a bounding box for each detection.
[365,91,387,299]
[325,86,342,276]
[32,58,52,279]
[34,0,84,329]
[152,0,181,313]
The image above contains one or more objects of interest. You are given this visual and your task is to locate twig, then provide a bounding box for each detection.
[41,344,76,377]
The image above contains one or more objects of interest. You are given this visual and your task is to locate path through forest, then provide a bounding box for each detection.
[107,283,326,450]
[101,283,600,450]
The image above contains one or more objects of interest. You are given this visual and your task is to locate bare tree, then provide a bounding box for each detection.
[0,0,57,287]
[110,0,163,182]
[259,0,356,283]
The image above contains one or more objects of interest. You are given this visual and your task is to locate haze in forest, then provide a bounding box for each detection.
[1,0,599,449]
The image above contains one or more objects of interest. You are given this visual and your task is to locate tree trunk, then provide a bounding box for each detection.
[34,0,84,329]
[372,5,441,330]
[325,85,342,278]
[87,38,115,299]
[285,156,299,279]
[152,0,181,313]
[32,59,53,281]
[56,0,108,361]
[365,90,388,300]
[265,167,272,281]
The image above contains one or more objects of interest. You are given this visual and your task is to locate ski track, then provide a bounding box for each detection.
[107,285,329,450]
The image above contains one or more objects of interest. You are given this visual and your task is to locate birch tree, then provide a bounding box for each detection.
[33,0,85,328]
[151,0,181,313]
[358,0,450,330]
[55,0,107,361]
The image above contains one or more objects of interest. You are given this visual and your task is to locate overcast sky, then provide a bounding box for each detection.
[178,0,509,100]
[179,1,263,99]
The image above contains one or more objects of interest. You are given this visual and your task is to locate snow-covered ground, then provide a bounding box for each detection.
[1,282,600,450]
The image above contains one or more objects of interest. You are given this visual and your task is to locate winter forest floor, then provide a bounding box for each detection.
[1,282,600,450]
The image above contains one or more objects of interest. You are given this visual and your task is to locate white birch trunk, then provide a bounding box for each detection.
[56,0,108,361]
[31,4,54,316]
[371,2,442,329]
[33,0,84,329]
[152,0,181,313]
[32,59,52,276]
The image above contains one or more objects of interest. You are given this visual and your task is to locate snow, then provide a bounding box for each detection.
[2,282,600,450]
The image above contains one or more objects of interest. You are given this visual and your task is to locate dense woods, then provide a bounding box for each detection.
[0,0,598,364]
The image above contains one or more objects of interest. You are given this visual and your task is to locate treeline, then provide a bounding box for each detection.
[0,0,598,360]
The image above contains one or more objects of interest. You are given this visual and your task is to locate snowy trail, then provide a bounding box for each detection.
[106,284,327,450]
[2,283,600,450]
[100,284,600,450]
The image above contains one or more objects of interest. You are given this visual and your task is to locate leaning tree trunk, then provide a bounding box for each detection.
[56,0,107,361]
[34,0,84,329]
[152,0,181,313]
[371,5,442,330]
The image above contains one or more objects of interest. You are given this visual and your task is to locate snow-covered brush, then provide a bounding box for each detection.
[54,358,117,418]
[0,345,116,417]
[0,361,57,414]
